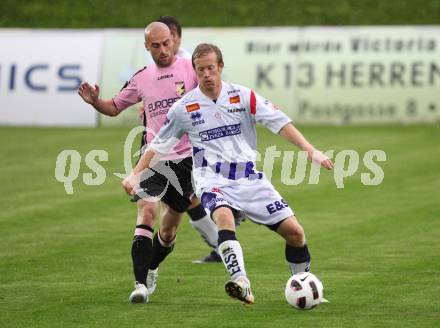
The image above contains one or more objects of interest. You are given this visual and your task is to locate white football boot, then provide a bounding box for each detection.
[146,268,159,294]
[129,282,149,304]
[224,276,255,304]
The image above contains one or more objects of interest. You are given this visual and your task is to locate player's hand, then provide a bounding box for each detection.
[310,150,334,170]
[78,82,100,105]
[320,158,334,170]
[121,172,139,196]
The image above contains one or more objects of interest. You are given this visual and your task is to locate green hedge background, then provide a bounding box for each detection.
[1,0,439,28]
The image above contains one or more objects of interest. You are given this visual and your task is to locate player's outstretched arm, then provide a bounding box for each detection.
[121,148,161,195]
[279,123,334,170]
[78,82,119,117]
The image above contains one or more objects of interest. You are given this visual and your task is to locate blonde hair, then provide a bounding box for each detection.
[191,43,224,68]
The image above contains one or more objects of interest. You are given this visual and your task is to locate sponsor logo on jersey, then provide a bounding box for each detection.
[219,105,246,113]
[190,111,205,126]
[201,192,226,212]
[266,199,289,215]
[191,112,202,120]
[157,73,174,80]
[227,89,240,95]
[227,107,246,113]
[186,103,200,112]
[199,124,241,142]
[148,97,180,117]
[229,95,240,104]
[175,81,185,96]
[211,187,223,194]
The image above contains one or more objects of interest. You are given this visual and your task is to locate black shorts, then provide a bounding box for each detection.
[133,157,194,213]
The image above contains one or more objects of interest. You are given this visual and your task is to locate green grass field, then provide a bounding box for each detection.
[0,125,439,328]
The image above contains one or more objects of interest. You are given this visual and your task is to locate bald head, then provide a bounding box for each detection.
[143,22,176,67]
[144,22,170,43]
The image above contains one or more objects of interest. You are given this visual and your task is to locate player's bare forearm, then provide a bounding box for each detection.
[91,99,119,117]
[279,123,334,170]
[279,123,314,153]
[133,149,158,175]
[122,148,162,195]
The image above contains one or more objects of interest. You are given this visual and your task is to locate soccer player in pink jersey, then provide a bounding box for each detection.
[78,23,217,304]
[137,16,191,121]
[122,43,334,304]
[137,16,221,264]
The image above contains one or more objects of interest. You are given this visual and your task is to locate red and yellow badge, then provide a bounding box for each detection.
[175,81,185,96]
[186,103,200,112]
[229,95,240,104]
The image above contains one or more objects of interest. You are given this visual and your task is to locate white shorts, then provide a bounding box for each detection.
[198,178,294,227]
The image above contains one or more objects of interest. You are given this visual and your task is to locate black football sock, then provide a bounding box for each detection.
[285,244,311,274]
[149,232,175,270]
[131,225,154,285]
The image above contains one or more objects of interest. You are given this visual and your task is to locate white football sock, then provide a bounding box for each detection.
[218,240,247,280]
[287,261,311,274]
[190,215,218,249]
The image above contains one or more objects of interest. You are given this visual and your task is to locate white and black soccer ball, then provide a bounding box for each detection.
[285,272,328,310]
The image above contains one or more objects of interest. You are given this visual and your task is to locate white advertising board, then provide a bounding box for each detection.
[1,27,438,127]
[100,26,440,126]
[0,29,102,126]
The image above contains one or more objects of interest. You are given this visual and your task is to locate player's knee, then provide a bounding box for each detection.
[293,224,305,238]
[286,224,305,245]
[158,229,176,244]
[138,202,156,223]
[140,207,155,221]
[212,207,235,230]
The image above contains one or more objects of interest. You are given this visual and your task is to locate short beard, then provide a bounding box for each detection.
[154,56,172,67]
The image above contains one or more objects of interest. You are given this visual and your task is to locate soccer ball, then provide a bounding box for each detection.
[284,272,328,310]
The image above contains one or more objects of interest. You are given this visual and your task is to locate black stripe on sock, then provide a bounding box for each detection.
[285,244,311,263]
[218,229,237,245]
[187,204,207,221]
[136,224,154,233]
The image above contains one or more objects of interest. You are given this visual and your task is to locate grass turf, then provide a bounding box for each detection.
[0,125,439,327]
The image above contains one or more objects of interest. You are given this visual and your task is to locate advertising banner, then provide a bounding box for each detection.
[0,29,102,126]
[1,27,438,126]
[100,26,440,126]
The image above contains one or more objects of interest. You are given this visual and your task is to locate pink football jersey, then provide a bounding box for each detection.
[113,57,197,160]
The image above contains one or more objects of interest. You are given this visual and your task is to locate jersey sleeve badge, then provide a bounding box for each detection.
[229,95,240,104]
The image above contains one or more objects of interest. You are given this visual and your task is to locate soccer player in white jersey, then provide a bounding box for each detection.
[122,43,334,304]
[78,24,217,304]
[138,16,221,264]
